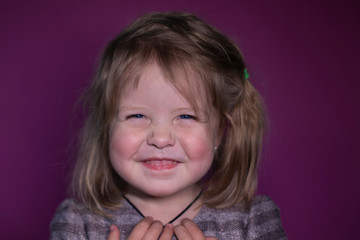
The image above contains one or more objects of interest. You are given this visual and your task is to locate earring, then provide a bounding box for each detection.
[214,146,218,151]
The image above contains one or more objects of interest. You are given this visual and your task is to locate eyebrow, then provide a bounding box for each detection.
[118,106,208,115]
[117,106,148,112]
[173,107,196,112]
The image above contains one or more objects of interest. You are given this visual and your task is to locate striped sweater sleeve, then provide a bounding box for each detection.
[50,199,88,240]
[246,196,287,240]
[50,199,111,240]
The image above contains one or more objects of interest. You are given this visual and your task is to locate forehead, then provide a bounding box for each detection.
[118,61,211,112]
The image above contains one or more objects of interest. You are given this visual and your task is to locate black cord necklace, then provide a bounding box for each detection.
[122,190,203,224]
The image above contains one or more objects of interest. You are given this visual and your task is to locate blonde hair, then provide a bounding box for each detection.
[72,12,264,216]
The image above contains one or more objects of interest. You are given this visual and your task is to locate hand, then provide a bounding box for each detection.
[107,217,174,240]
[174,218,217,240]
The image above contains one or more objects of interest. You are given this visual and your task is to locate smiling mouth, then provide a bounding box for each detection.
[142,159,179,170]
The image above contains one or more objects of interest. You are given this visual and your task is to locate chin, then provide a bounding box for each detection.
[143,188,178,198]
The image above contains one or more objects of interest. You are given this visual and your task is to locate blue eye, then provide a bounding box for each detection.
[179,115,196,120]
[127,114,145,119]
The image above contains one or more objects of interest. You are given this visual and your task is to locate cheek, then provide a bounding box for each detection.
[190,139,213,158]
[109,126,144,162]
[109,127,146,182]
[109,138,127,160]
[186,138,214,182]
[180,129,215,162]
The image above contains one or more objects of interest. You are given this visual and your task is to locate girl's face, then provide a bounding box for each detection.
[109,63,221,198]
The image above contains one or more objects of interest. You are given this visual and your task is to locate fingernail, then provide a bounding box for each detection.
[110,225,116,232]
[165,223,173,229]
[181,218,189,224]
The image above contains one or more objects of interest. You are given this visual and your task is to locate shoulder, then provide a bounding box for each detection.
[195,196,286,239]
[247,195,287,240]
[53,198,90,216]
[51,198,100,226]
[196,195,281,222]
[50,199,111,240]
[249,195,280,216]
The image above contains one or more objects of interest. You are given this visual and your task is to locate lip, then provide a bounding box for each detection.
[140,158,180,170]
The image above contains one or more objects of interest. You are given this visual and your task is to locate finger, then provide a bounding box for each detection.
[127,216,154,240]
[159,224,174,240]
[180,218,206,240]
[174,224,192,240]
[108,225,120,240]
[205,237,218,240]
[142,220,163,240]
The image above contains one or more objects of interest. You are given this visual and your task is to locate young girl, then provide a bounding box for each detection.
[50,12,286,240]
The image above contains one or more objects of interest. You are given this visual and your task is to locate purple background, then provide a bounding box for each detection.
[1,0,359,239]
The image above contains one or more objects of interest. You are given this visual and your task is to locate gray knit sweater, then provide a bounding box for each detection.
[50,196,286,239]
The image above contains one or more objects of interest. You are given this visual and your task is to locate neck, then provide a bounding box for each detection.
[124,185,203,225]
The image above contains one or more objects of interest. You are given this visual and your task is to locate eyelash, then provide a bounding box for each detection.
[126,114,145,119]
[125,114,197,121]
[179,114,196,120]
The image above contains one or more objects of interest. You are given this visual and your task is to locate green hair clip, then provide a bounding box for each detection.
[244,68,249,79]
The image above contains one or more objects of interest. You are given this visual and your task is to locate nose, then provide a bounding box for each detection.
[147,124,175,149]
